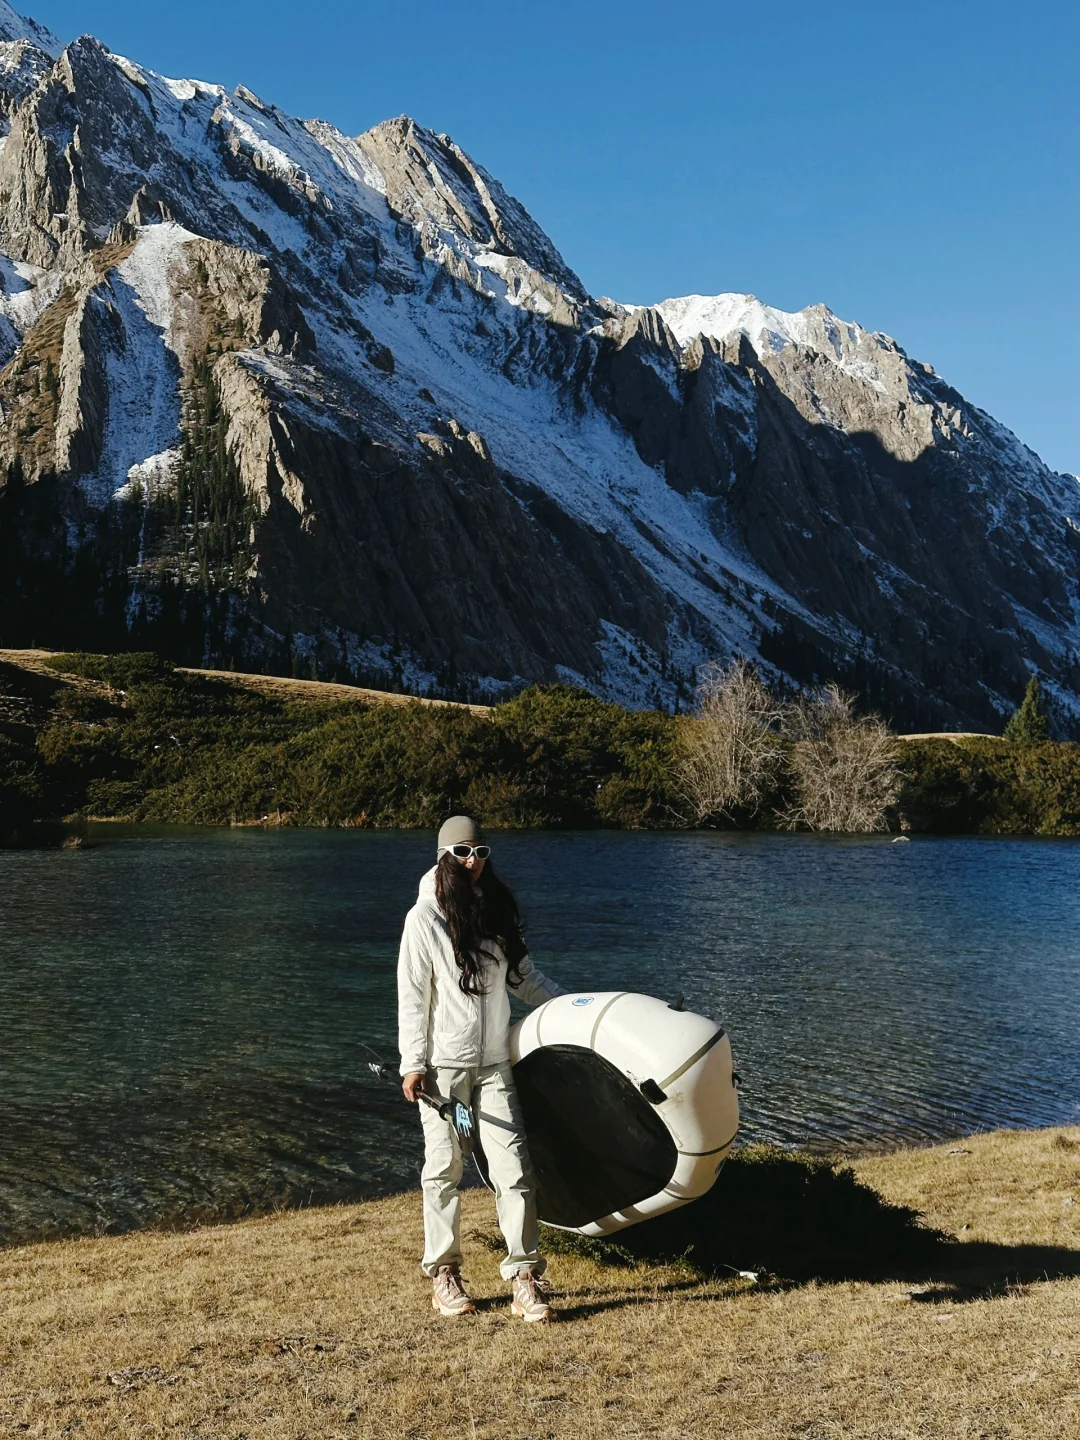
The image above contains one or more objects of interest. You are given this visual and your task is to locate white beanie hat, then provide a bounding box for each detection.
[437,815,486,851]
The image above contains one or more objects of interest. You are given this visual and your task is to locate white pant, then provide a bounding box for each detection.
[419,1062,545,1281]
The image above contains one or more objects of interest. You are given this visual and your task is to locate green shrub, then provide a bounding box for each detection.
[85,778,145,817]
[43,651,176,689]
[489,685,677,828]
[8,655,1080,835]
[35,718,134,816]
[898,738,1080,835]
[0,732,45,835]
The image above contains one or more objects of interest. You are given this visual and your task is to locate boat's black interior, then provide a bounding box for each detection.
[474,1044,677,1228]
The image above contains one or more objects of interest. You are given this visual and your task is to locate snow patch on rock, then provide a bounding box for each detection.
[0,0,59,58]
[653,292,892,391]
[0,249,57,353]
[83,223,194,508]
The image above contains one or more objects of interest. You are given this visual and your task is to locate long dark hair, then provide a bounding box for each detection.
[435,853,528,996]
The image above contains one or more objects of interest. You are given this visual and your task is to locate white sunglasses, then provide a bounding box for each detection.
[440,843,491,860]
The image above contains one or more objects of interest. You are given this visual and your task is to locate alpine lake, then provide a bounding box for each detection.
[2,826,1078,1246]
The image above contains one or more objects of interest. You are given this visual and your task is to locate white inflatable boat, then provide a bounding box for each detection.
[486,991,739,1236]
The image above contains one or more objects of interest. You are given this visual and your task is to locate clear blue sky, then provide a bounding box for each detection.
[30,0,1080,474]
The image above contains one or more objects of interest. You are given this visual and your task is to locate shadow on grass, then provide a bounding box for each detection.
[537,1146,1080,1299]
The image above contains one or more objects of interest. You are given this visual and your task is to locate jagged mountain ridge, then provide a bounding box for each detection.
[0,0,56,57]
[0,2,1077,728]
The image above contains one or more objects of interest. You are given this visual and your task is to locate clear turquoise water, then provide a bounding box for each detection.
[1,826,1078,1245]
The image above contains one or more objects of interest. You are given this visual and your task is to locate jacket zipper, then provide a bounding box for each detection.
[479,964,487,1065]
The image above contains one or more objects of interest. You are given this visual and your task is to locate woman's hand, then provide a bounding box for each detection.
[402,1071,427,1103]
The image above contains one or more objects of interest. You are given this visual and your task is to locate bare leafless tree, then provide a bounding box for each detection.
[673,658,784,824]
[782,683,901,833]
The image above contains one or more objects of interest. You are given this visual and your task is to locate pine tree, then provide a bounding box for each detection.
[1004,676,1050,743]
[171,361,256,589]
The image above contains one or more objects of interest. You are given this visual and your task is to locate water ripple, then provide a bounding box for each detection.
[1,826,1078,1242]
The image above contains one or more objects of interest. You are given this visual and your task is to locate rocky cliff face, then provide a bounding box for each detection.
[0,1,1077,729]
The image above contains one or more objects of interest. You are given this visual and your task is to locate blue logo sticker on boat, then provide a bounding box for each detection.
[572,996,595,1006]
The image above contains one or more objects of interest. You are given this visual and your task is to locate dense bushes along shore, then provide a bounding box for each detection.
[1,651,1079,838]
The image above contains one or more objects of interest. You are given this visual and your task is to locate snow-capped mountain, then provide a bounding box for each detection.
[0,3,1077,729]
[0,0,57,56]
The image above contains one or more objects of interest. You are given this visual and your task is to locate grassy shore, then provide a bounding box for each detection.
[2,1127,1079,1438]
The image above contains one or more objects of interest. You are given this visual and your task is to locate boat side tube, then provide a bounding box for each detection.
[509,991,739,1236]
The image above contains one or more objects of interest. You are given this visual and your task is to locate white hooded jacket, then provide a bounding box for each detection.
[397,866,566,1075]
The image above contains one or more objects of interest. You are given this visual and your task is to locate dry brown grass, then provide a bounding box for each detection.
[897,733,1002,743]
[176,668,492,714]
[0,649,491,715]
[854,1125,1080,1249]
[2,1128,1079,1438]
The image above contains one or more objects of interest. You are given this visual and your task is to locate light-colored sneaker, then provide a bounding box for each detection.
[431,1265,476,1318]
[510,1267,554,1322]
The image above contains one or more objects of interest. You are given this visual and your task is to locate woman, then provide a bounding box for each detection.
[397,815,566,1321]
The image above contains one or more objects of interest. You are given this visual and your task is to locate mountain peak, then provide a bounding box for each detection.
[652,292,846,351]
[0,1,60,57]
[356,114,587,302]
[0,10,1076,730]
[644,290,915,392]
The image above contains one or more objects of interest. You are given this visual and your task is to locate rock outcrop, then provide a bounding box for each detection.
[0,1,1076,727]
